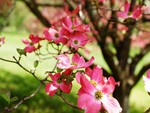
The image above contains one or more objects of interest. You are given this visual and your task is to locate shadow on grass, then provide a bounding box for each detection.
[0,69,82,113]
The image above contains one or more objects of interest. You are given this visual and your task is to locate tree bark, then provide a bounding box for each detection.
[113,81,132,113]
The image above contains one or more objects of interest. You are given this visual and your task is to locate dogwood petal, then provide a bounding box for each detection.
[78,93,101,113]
[147,69,150,78]
[101,96,122,113]
[132,7,142,19]
[117,12,128,19]
[102,76,117,95]
[143,76,150,92]
[91,65,103,83]
[76,72,83,84]
[80,75,96,94]
[124,1,130,12]
[24,45,36,53]
[45,83,58,96]
[55,54,71,69]
[60,82,72,93]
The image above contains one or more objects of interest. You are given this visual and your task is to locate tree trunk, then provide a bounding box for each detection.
[113,81,132,113]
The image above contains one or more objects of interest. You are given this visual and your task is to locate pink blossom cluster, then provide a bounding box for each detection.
[117,1,142,20]
[22,15,90,53]
[143,69,150,93]
[45,53,122,113]
[21,5,124,113]
[76,66,122,113]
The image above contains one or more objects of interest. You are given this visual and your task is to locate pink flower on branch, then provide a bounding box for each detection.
[143,69,150,93]
[0,37,5,46]
[45,69,72,96]
[22,34,44,53]
[61,16,90,33]
[43,27,67,44]
[66,32,90,50]
[117,1,142,20]
[55,53,94,70]
[76,66,122,113]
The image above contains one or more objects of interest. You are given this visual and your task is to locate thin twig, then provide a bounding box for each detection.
[56,93,79,110]
[4,83,42,113]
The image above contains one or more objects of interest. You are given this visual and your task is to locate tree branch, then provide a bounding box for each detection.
[22,0,51,27]
[130,44,150,75]
[4,83,42,113]
[133,63,150,87]
[36,3,64,7]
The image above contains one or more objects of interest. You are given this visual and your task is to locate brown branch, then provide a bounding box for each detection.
[130,44,150,75]
[36,3,64,7]
[129,0,136,11]
[133,63,150,87]
[144,107,150,113]
[84,0,120,80]
[22,0,51,27]
[56,93,79,110]
[4,83,42,113]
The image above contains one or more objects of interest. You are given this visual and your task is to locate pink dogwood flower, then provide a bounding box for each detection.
[143,69,150,93]
[55,53,94,70]
[61,16,90,33]
[0,37,5,46]
[76,66,122,113]
[45,69,72,96]
[22,34,44,53]
[117,1,142,19]
[67,32,90,50]
[43,27,67,44]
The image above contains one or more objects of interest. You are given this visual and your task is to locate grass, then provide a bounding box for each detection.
[0,31,150,113]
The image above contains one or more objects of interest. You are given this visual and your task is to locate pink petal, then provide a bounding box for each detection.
[49,73,61,81]
[61,16,73,33]
[60,82,72,93]
[0,37,5,45]
[117,12,128,19]
[24,45,36,53]
[101,96,122,113]
[83,56,94,68]
[147,69,150,78]
[55,54,71,69]
[80,75,96,95]
[85,67,93,77]
[45,83,58,96]
[124,1,130,12]
[76,72,84,84]
[78,94,101,113]
[43,28,53,41]
[143,76,150,92]
[132,7,142,19]
[78,87,86,96]
[102,77,117,95]
[72,53,85,66]
[22,38,30,45]
[91,65,103,83]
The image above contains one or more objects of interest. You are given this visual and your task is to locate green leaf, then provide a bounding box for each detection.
[66,76,74,84]
[34,60,39,68]
[17,48,26,56]
[57,67,63,72]
[10,96,18,103]
[0,89,10,104]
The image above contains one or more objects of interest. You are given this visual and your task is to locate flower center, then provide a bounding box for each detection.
[74,40,78,44]
[95,91,103,100]
[54,33,59,38]
[90,80,97,87]
[127,12,132,16]
[71,62,78,66]
[57,78,62,83]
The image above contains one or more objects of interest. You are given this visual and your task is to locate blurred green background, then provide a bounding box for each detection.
[0,1,150,113]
